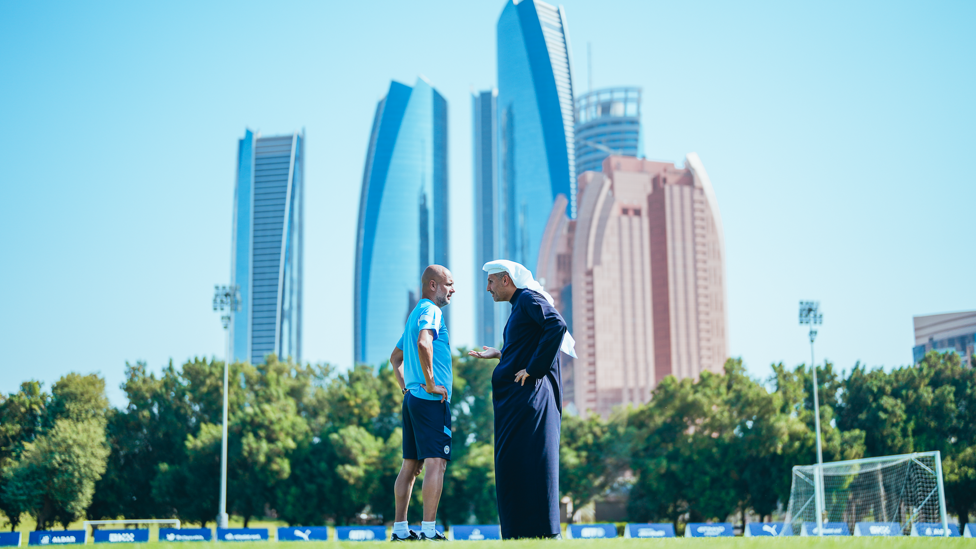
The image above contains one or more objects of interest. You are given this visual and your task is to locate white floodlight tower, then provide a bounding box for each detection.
[213,284,240,530]
[799,301,825,536]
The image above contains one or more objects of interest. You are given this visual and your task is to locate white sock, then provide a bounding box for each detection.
[422,521,436,537]
[393,521,409,536]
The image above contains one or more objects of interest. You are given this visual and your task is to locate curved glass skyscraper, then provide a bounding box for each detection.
[230,130,304,365]
[355,77,449,366]
[496,0,576,272]
[575,87,642,174]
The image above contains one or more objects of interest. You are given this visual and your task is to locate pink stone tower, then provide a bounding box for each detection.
[536,154,728,417]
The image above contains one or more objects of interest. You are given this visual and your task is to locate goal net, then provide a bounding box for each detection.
[782,451,948,536]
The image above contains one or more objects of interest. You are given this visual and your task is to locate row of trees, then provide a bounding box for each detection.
[1,350,974,531]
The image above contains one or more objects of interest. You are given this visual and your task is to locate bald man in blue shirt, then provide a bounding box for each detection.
[390,265,455,542]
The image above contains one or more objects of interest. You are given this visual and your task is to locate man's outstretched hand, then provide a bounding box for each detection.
[468,346,501,360]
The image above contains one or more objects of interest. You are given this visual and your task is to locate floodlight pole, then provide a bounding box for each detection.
[213,285,240,530]
[800,301,825,536]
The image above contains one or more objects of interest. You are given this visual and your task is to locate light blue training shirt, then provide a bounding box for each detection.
[397,299,452,402]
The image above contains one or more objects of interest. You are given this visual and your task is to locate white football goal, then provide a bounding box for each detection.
[782,451,949,536]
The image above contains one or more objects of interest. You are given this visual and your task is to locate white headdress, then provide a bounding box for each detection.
[483,259,577,358]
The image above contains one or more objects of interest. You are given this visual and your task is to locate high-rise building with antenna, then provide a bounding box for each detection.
[495,0,576,272]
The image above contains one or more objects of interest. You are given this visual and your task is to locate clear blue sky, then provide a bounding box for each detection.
[1,1,973,406]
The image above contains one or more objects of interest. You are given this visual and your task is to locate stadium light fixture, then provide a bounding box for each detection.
[799,301,825,536]
[213,284,240,530]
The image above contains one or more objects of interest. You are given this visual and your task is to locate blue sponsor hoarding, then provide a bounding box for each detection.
[28,531,86,546]
[276,527,328,542]
[965,524,975,538]
[566,524,616,539]
[685,523,733,537]
[624,524,675,538]
[854,522,901,536]
[92,530,149,544]
[801,522,850,536]
[0,533,21,547]
[159,528,212,542]
[450,525,500,541]
[744,523,791,536]
[335,526,386,542]
[911,523,960,537]
[216,529,268,542]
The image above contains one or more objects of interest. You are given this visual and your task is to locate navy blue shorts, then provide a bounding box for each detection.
[402,391,452,461]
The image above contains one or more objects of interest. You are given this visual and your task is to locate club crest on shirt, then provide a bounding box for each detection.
[444,445,450,454]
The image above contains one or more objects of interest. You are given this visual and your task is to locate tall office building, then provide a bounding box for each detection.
[496,0,576,272]
[355,77,449,366]
[575,87,642,175]
[473,89,505,348]
[230,130,304,365]
[537,155,728,417]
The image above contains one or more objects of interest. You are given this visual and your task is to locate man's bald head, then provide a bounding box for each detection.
[422,265,455,307]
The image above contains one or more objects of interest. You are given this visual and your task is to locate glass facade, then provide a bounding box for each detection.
[473,89,502,347]
[496,0,576,273]
[230,130,304,365]
[912,333,975,364]
[355,77,449,366]
[575,87,642,174]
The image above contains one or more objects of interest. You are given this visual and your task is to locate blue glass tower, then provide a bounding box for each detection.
[473,89,505,348]
[355,77,449,366]
[230,130,304,365]
[496,0,576,273]
[575,87,642,174]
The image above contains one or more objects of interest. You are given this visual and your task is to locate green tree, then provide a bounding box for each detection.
[724,359,792,523]
[559,410,629,521]
[328,425,383,524]
[227,356,309,526]
[438,350,496,525]
[628,369,739,526]
[441,442,497,525]
[145,357,243,526]
[0,381,49,530]
[836,351,976,526]
[88,361,197,520]
[274,363,336,526]
[771,361,866,507]
[47,373,109,427]
[151,423,220,527]
[2,374,111,530]
[943,446,976,529]
[4,419,110,529]
[274,435,336,526]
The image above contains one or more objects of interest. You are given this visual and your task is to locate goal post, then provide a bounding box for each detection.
[782,451,949,536]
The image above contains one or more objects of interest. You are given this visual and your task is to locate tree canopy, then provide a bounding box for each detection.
[1,349,974,531]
